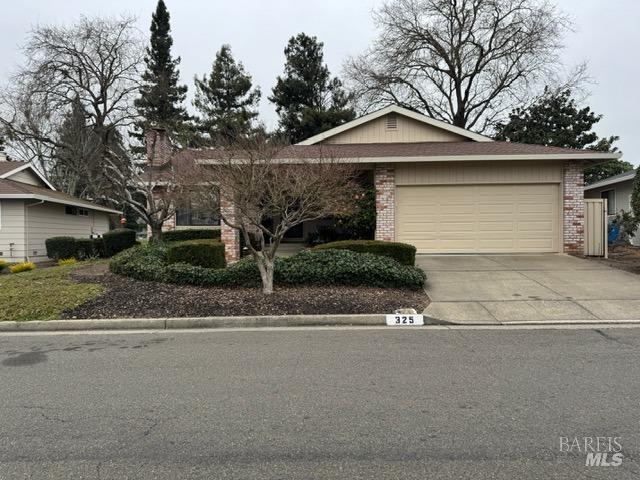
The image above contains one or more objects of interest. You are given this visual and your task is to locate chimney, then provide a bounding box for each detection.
[0,152,7,162]
[146,127,171,167]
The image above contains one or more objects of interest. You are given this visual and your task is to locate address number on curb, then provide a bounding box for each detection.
[386,314,424,326]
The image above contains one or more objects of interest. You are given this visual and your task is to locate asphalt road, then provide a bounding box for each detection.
[0,326,639,479]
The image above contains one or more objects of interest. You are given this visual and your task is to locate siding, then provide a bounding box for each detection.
[395,161,563,186]
[322,114,468,144]
[585,179,639,246]
[5,168,46,186]
[25,202,111,261]
[0,200,25,261]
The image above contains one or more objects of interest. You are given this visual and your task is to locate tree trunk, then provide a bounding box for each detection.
[149,224,163,243]
[255,255,275,295]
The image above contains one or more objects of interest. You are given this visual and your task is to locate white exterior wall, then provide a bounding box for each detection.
[25,202,111,261]
[0,200,26,261]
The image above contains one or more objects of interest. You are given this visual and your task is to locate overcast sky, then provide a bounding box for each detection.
[1,0,638,165]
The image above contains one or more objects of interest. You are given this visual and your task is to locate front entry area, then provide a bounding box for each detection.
[396,183,560,254]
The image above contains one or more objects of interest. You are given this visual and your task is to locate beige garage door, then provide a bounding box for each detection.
[396,184,559,253]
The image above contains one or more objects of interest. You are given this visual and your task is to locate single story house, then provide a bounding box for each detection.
[146,106,621,261]
[584,168,639,245]
[0,155,120,262]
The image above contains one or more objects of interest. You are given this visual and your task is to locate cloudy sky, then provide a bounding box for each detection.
[1,0,638,164]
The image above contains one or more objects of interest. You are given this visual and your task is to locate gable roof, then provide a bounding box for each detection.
[584,168,637,191]
[0,161,57,190]
[296,105,494,145]
[0,178,121,214]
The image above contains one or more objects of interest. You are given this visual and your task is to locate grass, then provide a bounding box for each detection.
[0,262,105,321]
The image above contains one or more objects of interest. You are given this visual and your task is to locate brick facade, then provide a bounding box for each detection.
[374,164,395,241]
[563,160,585,255]
[220,194,240,262]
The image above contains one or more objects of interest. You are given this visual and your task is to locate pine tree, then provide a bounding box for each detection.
[135,0,188,140]
[193,45,261,144]
[269,33,355,144]
[494,88,632,185]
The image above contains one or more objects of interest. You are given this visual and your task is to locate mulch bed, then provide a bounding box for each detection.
[587,244,640,275]
[62,264,429,319]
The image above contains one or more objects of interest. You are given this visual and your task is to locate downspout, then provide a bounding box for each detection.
[24,200,44,262]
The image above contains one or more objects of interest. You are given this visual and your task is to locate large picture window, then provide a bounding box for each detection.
[176,197,220,227]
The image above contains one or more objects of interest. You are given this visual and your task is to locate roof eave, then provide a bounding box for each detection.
[0,194,121,214]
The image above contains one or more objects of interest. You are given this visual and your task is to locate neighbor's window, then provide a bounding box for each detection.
[65,206,90,216]
[176,197,220,227]
[601,190,616,215]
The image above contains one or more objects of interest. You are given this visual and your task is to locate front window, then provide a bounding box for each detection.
[600,190,615,215]
[176,197,220,227]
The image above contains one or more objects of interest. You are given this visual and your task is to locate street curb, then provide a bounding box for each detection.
[0,314,393,332]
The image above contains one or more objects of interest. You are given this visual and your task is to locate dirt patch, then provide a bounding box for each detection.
[63,264,429,319]
[587,244,640,275]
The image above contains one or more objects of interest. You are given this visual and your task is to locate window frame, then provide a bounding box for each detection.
[600,189,616,215]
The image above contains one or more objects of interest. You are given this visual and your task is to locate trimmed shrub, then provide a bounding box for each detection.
[110,244,426,289]
[58,258,78,266]
[0,259,8,271]
[163,229,221,242]
[10,262,36,273]
[313,240,417,266]
[103,229,137,257]
[166,240,226,269]
[75,238,102,259]
[45,236,77,260]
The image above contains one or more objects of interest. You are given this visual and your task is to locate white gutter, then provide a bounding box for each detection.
[0,194,121,214]
[196,152,621,165]
[584,171,637,191]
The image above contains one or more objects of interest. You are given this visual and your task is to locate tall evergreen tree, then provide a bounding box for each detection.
[135,0,188,140]
[269,33,355,144]
[193,45,261,143]
[494,88,632,185]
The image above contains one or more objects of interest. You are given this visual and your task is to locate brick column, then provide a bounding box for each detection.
[374,164,395,242]
[563,160,585,255]
[220,194,240,263]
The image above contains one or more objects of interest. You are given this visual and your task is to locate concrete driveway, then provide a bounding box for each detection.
[418,254,640,324]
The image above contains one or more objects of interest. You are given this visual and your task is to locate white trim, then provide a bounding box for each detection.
[0,194,121,214]
[584,170,636,191]
[0,162,57,190]
[196,152,621,166]
[296,105,494,145]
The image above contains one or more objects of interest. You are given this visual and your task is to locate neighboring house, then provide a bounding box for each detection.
[146,105,620,261]
[0,155,120,262]
[584,169,639,246]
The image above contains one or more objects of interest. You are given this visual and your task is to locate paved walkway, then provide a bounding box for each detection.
[418,254,640,324]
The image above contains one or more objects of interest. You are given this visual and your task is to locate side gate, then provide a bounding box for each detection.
[584,198,608,257]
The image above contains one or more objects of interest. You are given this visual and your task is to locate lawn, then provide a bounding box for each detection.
[0,262,106,321]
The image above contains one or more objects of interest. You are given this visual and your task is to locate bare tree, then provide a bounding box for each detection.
[190,136,359,294]
[0,16,142,199]
[105,153,187,242]
[345,0,574,132]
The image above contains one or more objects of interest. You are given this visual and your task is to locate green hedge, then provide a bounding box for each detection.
[45,236,78,260]
[110,244,426,289]
[312,240,417,266]
[103,229,137,257]
[166,240,226,269]
[162,229,221,242]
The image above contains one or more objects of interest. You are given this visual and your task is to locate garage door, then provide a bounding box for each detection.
[396,184,559,253]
